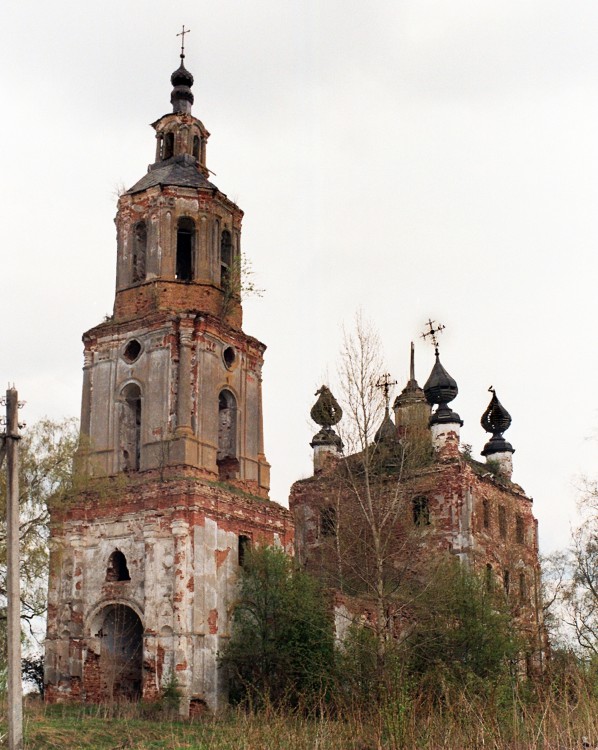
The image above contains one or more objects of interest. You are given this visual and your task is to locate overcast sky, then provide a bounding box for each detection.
[1,0,597,553]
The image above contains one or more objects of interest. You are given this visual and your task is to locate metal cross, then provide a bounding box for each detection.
[421,319,445,355]
[375,372,397,411]
[177,25,191,57]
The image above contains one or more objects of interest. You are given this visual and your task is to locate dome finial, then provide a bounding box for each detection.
[177,24,191,61]
[171,26,194,114]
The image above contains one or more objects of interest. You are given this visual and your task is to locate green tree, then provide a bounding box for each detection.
[405,559,519,697]
[0,418,78,665]
[220,546,334,708]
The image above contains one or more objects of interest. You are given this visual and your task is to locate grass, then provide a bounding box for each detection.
[1,685,597,750]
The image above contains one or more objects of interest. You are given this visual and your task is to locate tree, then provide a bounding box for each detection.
[557,480,598,656]
[405,559,520,696]
[0,418,78,664]
[315,314,433,672]
[220,546,334,708]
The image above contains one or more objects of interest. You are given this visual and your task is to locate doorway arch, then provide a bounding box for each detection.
[93,603,143,701]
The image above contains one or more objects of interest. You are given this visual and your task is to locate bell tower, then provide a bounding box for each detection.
[79,45,269,494]
[45,44,292,712]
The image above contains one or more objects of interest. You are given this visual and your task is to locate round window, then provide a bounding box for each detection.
[123,339,142,363]
[223,346,236,369]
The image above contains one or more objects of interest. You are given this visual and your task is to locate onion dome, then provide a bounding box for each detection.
[310,386,342,428]
[481,388,514,456]
[423,353,462,426]
[170,57,194,113]
[310,386,343,451]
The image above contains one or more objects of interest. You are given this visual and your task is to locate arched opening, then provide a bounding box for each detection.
[132,222,147,283]
[94,604,142,702]
[121,383,141,472]
[217,389,239,480]
[220,230,233,288]
[192,135,200,160]
[163,132,175,160]
[106,550,131,582]
[320,506,336,538]
[176,217,195,281]
[238,535,251,567]
[412,496,430,526]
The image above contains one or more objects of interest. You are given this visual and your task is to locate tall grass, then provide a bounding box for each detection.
[0,682,596,749]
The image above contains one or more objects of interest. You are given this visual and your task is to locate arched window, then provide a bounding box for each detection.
[106,550,131,582]
[192,135,200,160]
[412,496,430,526]
[132,221,147,283]
[217,390,237,461]
[164,132,175,160]
[519,572,527,603]
[121,383,141,471]
[238,535,251,567]
[220,230,233,288]
[320,506,336,537]
[482,499,490,529]
[176,218,195,281]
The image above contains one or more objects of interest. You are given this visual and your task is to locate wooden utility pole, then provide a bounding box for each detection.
[2,388,23,750]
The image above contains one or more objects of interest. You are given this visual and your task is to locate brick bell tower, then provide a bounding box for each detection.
[44,44,293,712]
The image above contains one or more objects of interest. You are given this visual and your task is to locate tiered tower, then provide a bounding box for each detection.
[44,49,293,712]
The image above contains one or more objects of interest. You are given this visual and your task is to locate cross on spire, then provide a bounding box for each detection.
[375,372,397,412]
[177,25,191,59]
[421,319,445,355]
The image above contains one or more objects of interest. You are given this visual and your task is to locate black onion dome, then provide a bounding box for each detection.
[423,354,458,406]
[481,390,511,435]
[171,61,194,88]
[481,389,514,457]
[310,386,342,428]
[170,59,194,111]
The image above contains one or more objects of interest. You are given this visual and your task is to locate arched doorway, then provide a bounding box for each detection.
[95,604,143,701]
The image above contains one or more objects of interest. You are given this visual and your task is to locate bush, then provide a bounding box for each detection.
[220,546,334,709]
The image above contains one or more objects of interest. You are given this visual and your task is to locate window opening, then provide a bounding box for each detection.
[220,229,233,288]
[106,550,131,582]
[498,505,507,538]
[123,339,142,363]
[320,506,336,537]
[519,572,526,603]
[412,496,430,526]
[482,499,490,529]
[193,135,200,160]
[223,346,236,369]
[516,515,524,544]
[132,222,147,283]
[485,563,493,591]
[503,569,510,595]
[121,383,141,471]
[164,132,174,160]
[217,389,239,480]
[176,218,195,281]
[238,535,251,567]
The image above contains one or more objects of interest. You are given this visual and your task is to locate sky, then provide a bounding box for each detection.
[1,0,597,554]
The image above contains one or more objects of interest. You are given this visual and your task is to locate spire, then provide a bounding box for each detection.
[171,26,194,114]
[394,342,426,409]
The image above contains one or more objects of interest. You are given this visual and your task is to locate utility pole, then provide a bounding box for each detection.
[1,388,23,750]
